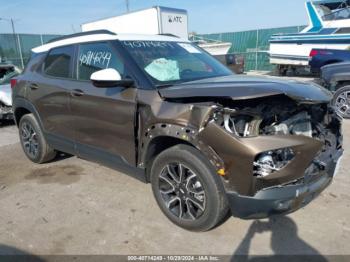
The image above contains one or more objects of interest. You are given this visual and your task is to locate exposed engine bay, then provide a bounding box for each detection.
[209,96,342,187]
[214,97,329,138]
[142,75,343,199]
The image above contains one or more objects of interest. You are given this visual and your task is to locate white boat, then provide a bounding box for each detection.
[197,42,232,55]
[190,35,232,55]
[270,0,350,70]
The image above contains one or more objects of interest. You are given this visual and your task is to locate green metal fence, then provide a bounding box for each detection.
[197,25,306,71]
[1,25,306,71]
[0,33,61,69]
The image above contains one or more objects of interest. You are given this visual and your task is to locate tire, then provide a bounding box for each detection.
[276,65,288,76]
[19,114,56,163]
[332,85,350,119]
[150,144,229,232]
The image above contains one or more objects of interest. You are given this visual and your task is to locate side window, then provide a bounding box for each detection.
[77,42,124,81]
[44,46,74,78]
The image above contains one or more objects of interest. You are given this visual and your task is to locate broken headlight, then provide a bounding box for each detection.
[253,148,295,177]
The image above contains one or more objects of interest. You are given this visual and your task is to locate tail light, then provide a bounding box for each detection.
[309,50,319,57]
[309,50,332,58]
[10,78,17,89]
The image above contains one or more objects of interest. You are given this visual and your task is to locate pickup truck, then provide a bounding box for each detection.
[309,49,350,75]
[213,53,245,74]
[320,62,350,118]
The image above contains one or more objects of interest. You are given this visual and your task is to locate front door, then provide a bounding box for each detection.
[70,41,137,166]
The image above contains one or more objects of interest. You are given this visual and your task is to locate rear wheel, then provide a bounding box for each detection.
[277,65,287,76]
[150,144,229,232]
[332,85,350,119]
[19,114,56,163]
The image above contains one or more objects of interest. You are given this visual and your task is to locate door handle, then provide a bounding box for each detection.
[29,83,39,90]
[70,89,85,97]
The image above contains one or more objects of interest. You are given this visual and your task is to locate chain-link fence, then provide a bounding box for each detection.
[197,25,306,72]
[0,33,61,69]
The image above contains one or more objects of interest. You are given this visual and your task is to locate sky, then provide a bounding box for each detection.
[0,0,310,35]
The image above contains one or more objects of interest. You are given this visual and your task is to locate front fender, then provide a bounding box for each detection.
[139,123,225,171]
[331,73,350,88]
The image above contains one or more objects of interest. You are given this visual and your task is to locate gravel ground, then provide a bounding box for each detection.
[0,120,349,257]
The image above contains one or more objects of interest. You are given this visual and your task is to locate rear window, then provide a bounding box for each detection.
[44,46,74,78]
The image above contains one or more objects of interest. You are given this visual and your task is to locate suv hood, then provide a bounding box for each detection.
[158,75,332,103]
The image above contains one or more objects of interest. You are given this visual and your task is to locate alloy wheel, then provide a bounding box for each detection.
[158,163,206,220]
[335,90,350,118]
[21,122,39,158]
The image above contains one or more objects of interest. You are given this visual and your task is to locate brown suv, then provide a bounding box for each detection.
[12,30,343,231]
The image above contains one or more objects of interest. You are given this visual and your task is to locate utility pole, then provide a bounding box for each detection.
[0,18,18,52]
[10,19,20,62]
[10,18,16,38]
[0,17,23,68]
[255,29,259,71]
[126,0,130,12]
[0,17,24,68]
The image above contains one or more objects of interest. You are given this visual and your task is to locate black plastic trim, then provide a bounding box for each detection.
[226,150,343,219]
[12,97,44,129]
[77,142,147,183]
[45,133,76,156]
[227,174,332,219]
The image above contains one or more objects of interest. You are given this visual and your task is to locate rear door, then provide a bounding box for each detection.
[27,45,76,153]
[70,41,138,166]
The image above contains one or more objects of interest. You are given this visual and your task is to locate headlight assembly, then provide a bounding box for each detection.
[253,148,295,177]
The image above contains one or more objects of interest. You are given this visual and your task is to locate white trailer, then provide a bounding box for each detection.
[81,6,188,39]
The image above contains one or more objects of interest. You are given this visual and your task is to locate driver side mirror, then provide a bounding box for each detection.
[90,68,134,88]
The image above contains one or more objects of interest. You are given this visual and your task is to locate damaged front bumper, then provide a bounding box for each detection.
[0,105,13,120]
[198,106,343,219]
[227,147,343,219]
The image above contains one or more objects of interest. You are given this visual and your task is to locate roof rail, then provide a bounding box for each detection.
[48,30,117,44]
[158,33,180,38]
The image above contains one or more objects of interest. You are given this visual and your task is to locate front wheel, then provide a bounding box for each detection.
[150,144,229,232]
[332,86,350,119]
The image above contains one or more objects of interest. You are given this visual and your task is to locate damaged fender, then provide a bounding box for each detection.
[137,89,342,202]
[137,90,224,172]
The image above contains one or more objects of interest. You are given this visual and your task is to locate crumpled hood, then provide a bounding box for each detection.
[0,84,12,106]
[158,75,332,103]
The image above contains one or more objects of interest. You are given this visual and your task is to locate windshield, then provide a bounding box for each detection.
[121,41,233,86]
[317,2,350,21]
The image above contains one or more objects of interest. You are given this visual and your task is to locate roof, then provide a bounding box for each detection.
[32,32,189,53]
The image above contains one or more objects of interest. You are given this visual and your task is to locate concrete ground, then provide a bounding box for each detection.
[0,119,349,257]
